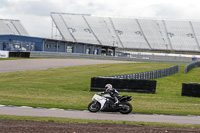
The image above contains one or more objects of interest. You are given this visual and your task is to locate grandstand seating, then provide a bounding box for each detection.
[190,21,200,50]
[11,21,29,36]
[164,20,198,51]
[138,19,170,50]
[84,16,118,47]
[0,19,28,36]
[51,13,200,52]
[60,14,99,44]
[0,20,14,35]
[51,13,75,42]
[111,18,149,49]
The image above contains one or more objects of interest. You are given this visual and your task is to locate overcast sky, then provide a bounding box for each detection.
[1,0,200,38]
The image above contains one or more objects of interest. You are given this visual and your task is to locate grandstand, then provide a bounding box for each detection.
[51,12,200,53]
[0,19,28,36]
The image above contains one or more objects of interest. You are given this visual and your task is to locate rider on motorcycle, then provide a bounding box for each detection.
[98,84,120,105]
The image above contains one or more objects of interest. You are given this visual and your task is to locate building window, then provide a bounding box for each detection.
[66,46,73,53]
[86,48,90,54]
[48,44,51,48]
[15,44,20,49]
[94,49,98,55]
[54,44,59,48]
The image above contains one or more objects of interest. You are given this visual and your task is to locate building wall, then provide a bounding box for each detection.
[0,35,44,51]
[0,35,106,55]
[43,40,102,55]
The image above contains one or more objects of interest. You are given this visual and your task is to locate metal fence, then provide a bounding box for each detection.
[184,61,200,73]
[30,51,191,63]
[100,65,180,80]
[130,53,189,61]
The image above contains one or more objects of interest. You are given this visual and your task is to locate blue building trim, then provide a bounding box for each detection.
[0,35,115,56]
[0,35,44,51]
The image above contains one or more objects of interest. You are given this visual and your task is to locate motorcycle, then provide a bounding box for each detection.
[88,93,132,114]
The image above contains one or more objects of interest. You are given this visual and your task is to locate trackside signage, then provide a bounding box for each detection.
[0,51,9,58]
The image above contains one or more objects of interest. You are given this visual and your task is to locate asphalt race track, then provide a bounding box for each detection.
[0,59,133,73]
[0,59,200,125]
[0,106,200,125]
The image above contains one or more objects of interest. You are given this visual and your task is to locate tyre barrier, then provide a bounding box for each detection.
[184,61,200,73]
[90,77,157,94]
[9,52,30,58]
[182,83,200,97]
[101,65,180,80]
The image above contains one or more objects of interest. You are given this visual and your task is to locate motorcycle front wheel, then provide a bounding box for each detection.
[88,101,101,113]
[118,102,132,114]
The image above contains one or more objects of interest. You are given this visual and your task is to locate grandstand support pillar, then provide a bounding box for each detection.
[113,48,116,56]
[42,40,45,52]
[136,19,152,50]
[83,44,86,54]
[51,19,54,39]
[74,43,77,53]
[162,20,173,51]
[64,42,66,53]
[106,48,109,56]
[189,21,200,50]
[57,42,58,52]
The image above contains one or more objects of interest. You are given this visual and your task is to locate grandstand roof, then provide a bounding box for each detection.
[0,19,28,36]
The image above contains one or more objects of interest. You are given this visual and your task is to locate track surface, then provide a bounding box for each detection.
[0,106,200,125]
[0,59,200,125]
[0,59,133,73]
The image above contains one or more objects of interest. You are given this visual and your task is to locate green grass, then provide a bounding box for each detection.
[0,61,200,116]
[1,115,200,128]
[0,58,25,60]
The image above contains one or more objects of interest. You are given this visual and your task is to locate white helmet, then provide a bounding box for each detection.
[105,84,112,91]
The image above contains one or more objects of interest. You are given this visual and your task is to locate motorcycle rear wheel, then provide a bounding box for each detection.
[118,102,132,114]
[88,101,101,113]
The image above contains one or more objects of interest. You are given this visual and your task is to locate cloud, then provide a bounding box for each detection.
[1,0,200,38]
[151,3,186,19]
[0,0,9,8]
[0,0,59,16]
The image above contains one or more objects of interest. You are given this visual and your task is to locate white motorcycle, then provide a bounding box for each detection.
[88,93,132,114]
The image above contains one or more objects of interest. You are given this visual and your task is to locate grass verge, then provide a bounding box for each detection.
[0,61,200,116]
[1,115,200,128]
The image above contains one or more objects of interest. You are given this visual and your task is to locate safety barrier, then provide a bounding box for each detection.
[100,65,180,80]
[30,51,191,63]
[9,52,30,58]
[90,77,157,94]
[182,83,200,97]
[184,61,200,73]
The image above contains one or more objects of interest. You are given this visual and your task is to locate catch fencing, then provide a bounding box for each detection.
[100,65,180,80]
[30,51,191,63]
[184,61,200,73]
